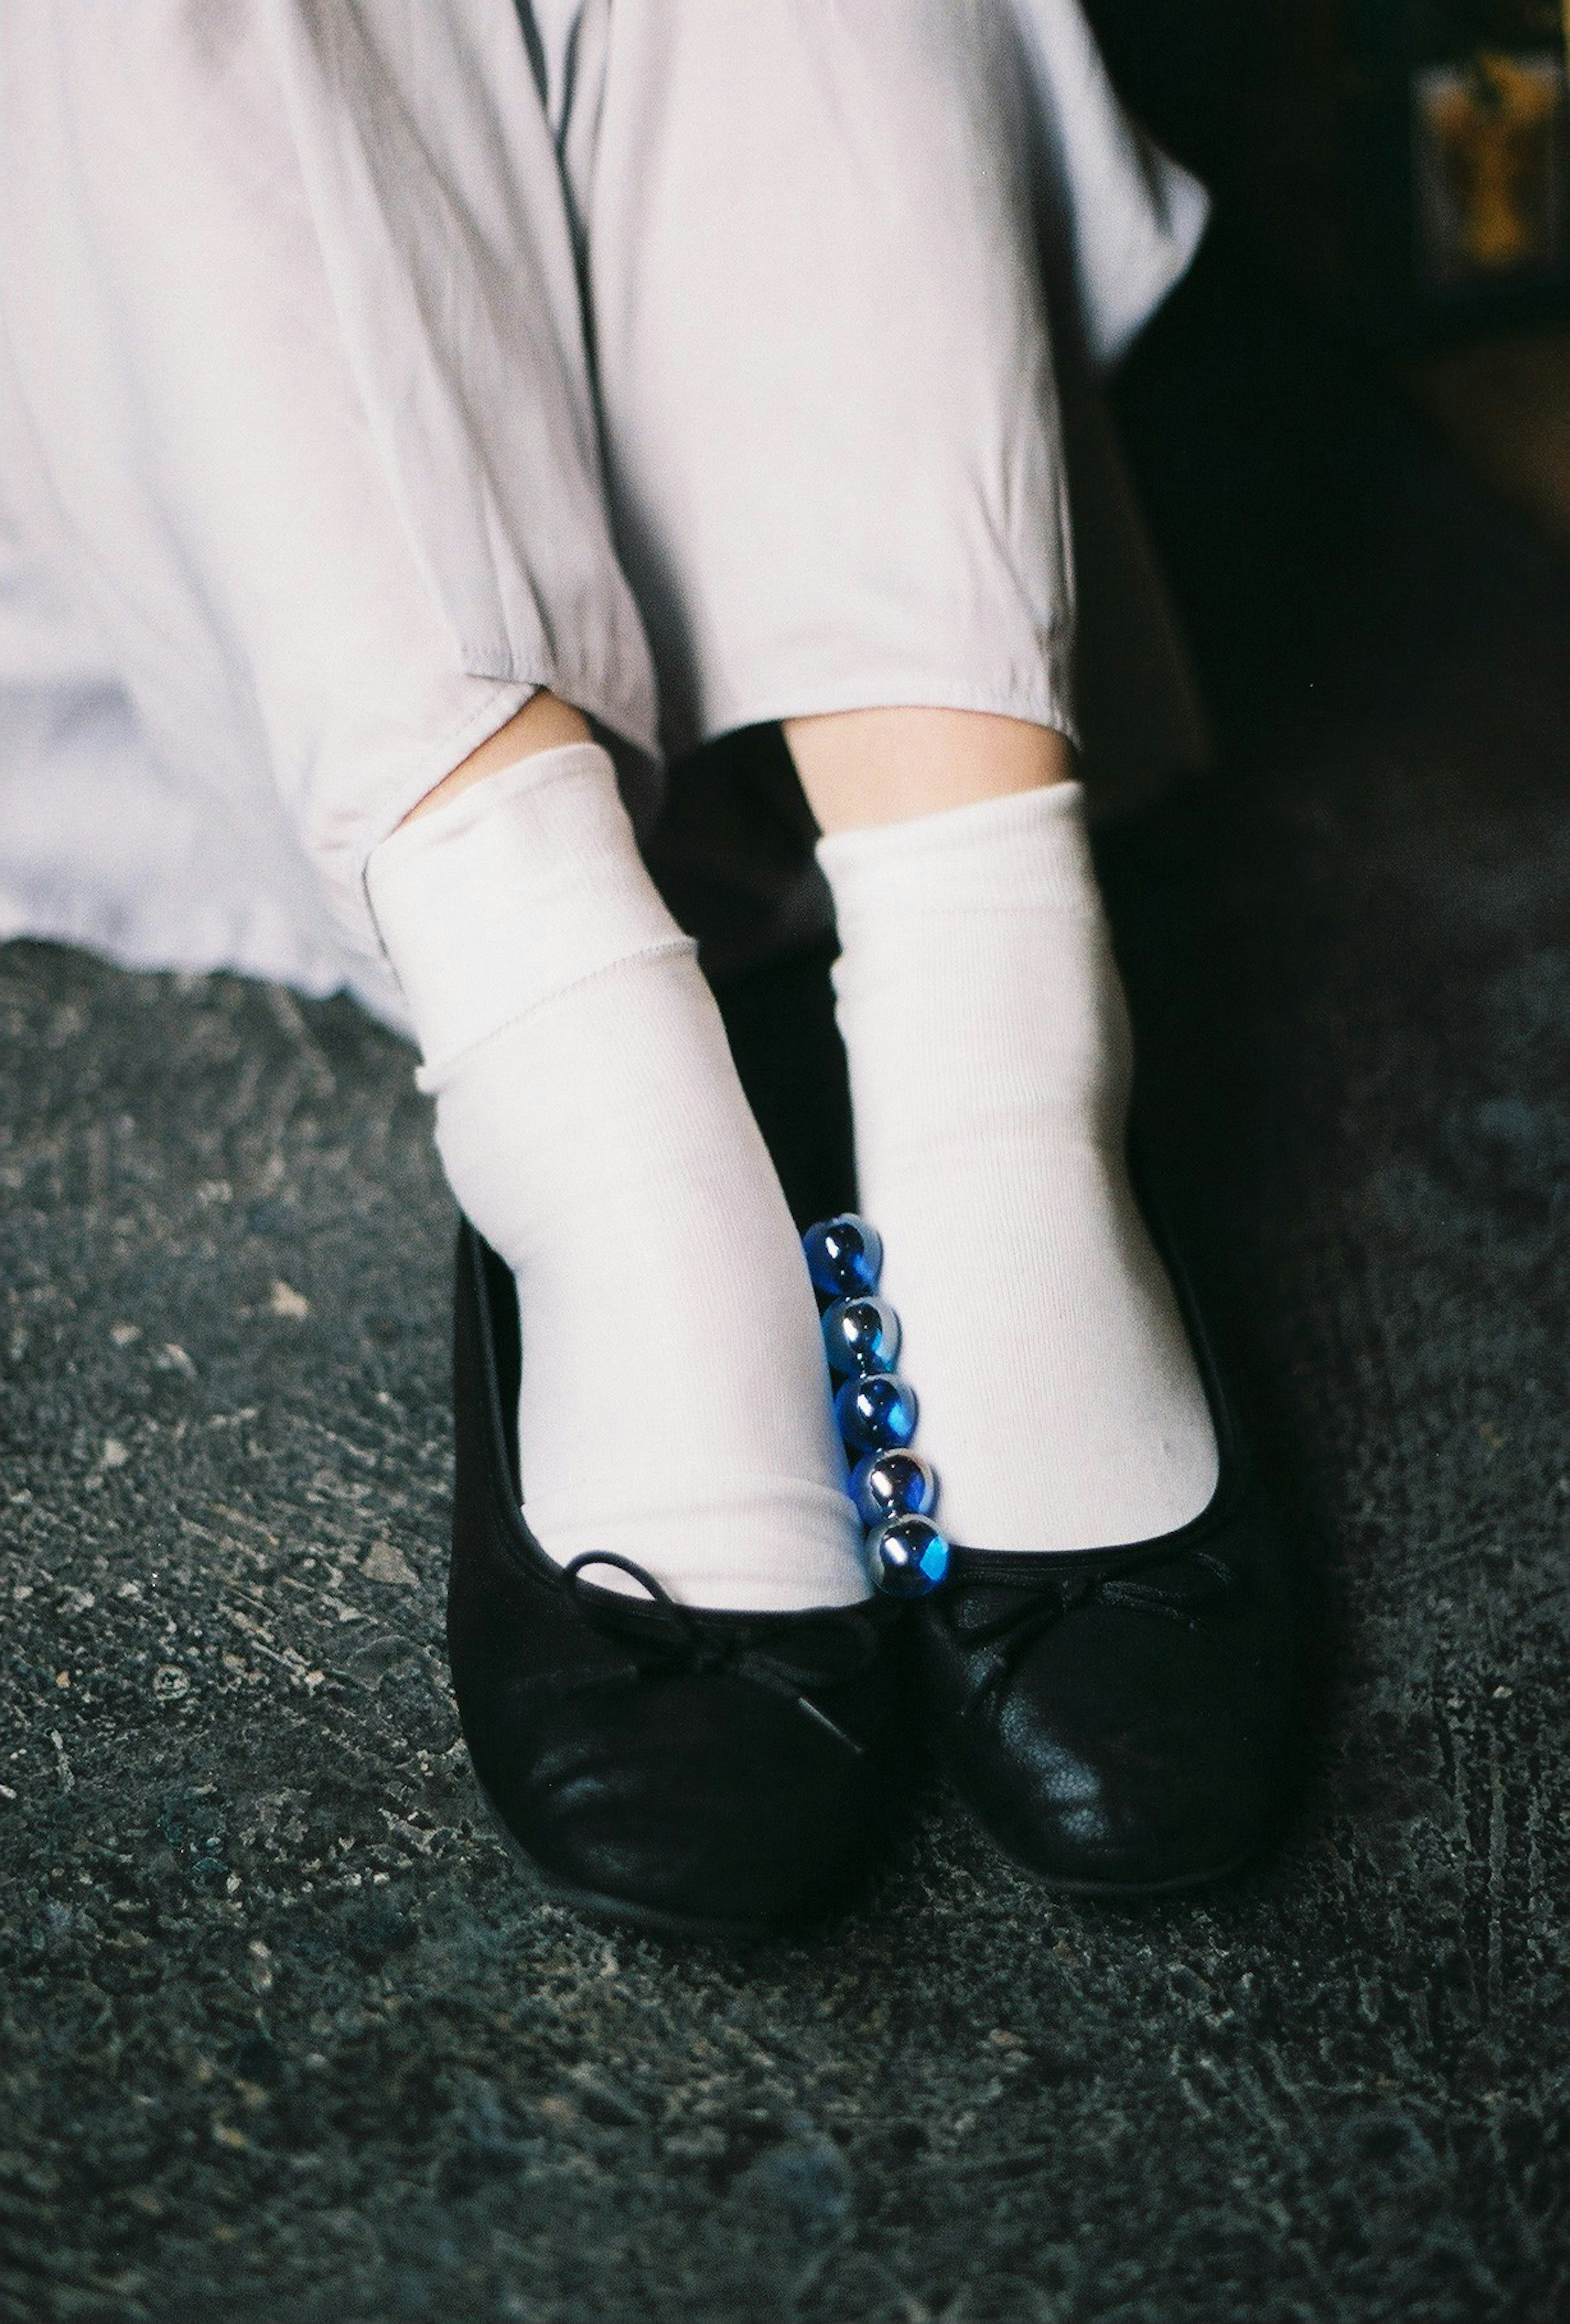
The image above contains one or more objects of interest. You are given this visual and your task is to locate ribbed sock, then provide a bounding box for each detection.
[367,740,866,1610]
[816,779,1218,1553]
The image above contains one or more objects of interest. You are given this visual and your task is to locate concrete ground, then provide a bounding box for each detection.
[2,242,1568,2322]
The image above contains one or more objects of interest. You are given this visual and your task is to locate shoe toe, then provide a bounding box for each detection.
[981,1615,1279,1888]
[920,1511,1296,1895]
[478,1672,898,1935]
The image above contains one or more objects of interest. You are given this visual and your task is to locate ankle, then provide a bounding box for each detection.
[784,705,1073,835]
[401,688,594,828]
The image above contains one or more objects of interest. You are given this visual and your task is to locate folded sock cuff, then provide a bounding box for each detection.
[365,740,688,1081]
[815,777,1097,920]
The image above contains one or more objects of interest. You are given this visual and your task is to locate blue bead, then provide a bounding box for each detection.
[868,1515,951,1598]
[822,1294,901,1378]
[803,1214,884,1299]
[850,1448,937,1526]
[835,1371,918,1454]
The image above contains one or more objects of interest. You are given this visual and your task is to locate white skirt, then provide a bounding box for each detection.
[0,0,1208,1028]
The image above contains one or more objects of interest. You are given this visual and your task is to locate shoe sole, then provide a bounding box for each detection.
[1021,1849,1258,1898]
[971,1805,1262,1898]
[473,1777,784,1944]
[481,1770,1256,1925]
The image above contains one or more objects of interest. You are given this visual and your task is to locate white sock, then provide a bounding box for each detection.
[367,741,866,1611]
[816,780,1218,1554]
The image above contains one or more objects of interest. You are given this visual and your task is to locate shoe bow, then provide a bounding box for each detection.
[517,1550,881,1755]
[941,1540,1238,1718]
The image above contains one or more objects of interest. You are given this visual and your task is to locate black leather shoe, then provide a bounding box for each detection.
[447,1223,910,1938]
[915,1184,1299,1896]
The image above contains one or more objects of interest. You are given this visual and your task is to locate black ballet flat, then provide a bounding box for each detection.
[913,1183,1299,1897]
[447,1223,910,1939]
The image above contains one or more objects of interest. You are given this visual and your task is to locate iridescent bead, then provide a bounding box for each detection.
[822,1294,901,1378]
[835,1371,918,1454]
[803,1214,884,1300]
[868,1514,951,1598]
[850,1447,936,1526]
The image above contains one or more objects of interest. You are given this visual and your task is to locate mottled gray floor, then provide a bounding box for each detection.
[3,257,1569,2322]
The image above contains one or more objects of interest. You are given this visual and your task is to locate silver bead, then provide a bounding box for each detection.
[851,1448,936,1526]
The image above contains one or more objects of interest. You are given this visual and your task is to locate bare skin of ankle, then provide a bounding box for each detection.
[406,695,1070,838]
[783,705,1072,834]
[401,689,593,826]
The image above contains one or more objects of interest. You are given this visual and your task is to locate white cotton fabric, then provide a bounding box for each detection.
[364,742,689,1088]
[0,1,1207,1023]
[818,782,1220,1554]
[366,743,867,1610]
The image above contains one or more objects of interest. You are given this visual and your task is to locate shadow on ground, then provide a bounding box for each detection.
[2,239,1568,2322]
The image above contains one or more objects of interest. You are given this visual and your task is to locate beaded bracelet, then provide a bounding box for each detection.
[802,1215,951,1598]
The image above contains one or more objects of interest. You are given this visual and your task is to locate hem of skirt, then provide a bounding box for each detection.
[0,906,414,1037]
[674,671,1081,765]
[1091,173,1212,373]
[352,679,534,914]
[362,670,667,843]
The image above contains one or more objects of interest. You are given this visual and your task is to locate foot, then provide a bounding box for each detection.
[368,738,909,1925]
[448,1227,909,1934]
[815,778,1296,1887]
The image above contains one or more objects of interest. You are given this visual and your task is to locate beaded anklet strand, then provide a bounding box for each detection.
[802,1215,951,1598]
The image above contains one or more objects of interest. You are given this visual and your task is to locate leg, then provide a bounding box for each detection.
[582,0,1216,1554]
[1,2,863,1614]
[567,2,1299,1898]
[3,1,909,1941]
